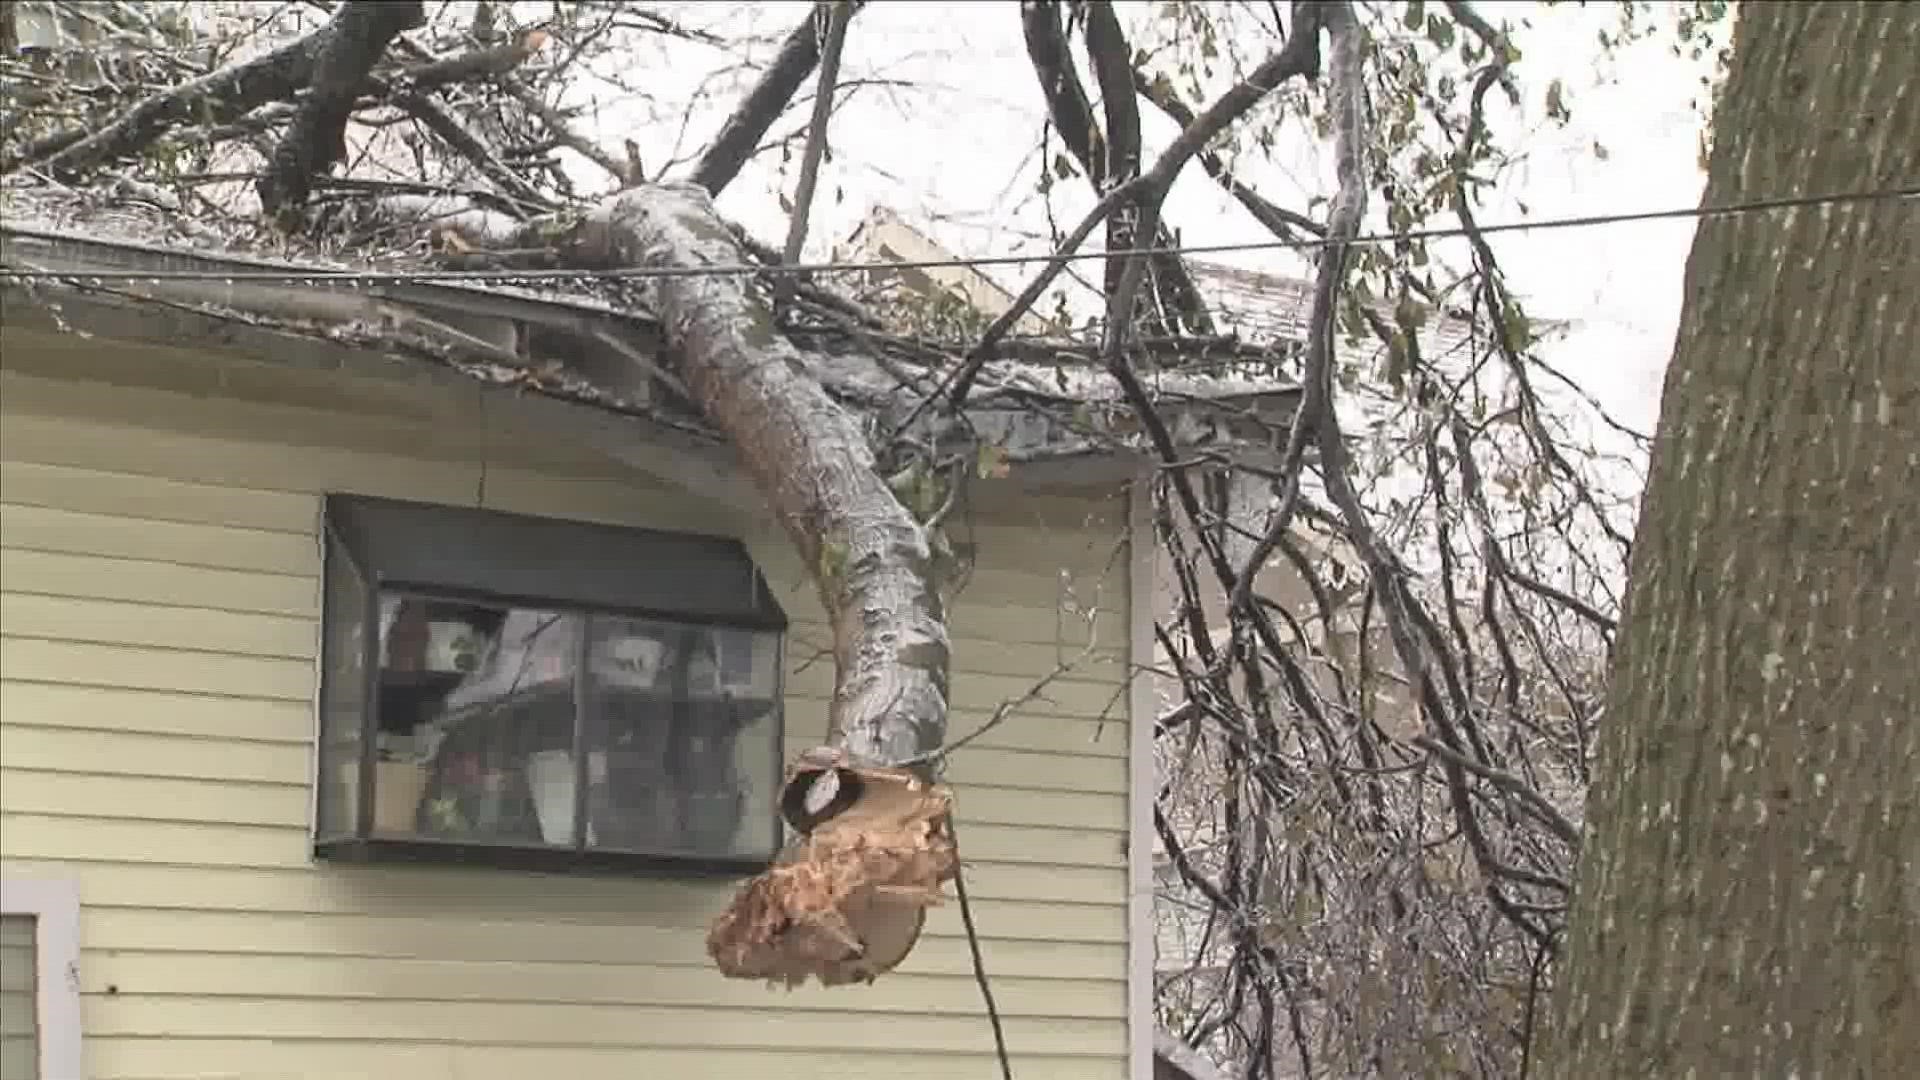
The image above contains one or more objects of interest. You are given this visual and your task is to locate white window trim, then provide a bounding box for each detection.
[1126,476,1156,1080]
[0,877,83,1080]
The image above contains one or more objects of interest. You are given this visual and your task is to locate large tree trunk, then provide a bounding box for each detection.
[1543,3,1920,1074]
[548,184,959,987]
[543,183,951,768]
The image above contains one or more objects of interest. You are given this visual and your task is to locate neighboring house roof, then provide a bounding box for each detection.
[836,206,1059,338]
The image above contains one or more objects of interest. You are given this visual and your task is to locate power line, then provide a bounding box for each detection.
[0,185,1912,285]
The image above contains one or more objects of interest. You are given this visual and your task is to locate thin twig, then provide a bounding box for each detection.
[950,837,1014,1079]
[778,0,852,302]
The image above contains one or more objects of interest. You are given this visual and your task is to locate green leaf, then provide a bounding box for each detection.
[1403,0,1425,29]
[1426,14,1456,49]
[976,443,1011,480]
[1502,300,1534,351]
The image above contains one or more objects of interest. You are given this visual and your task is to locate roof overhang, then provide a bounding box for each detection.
[0,225,1301,511]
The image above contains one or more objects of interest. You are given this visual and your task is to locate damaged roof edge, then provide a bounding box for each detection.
[0,225,1296,502]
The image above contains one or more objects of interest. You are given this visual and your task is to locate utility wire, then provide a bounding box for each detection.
[0,185,1912,285]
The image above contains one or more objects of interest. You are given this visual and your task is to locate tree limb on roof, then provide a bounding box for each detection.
[258,1,426,223]
[8,7,543,180]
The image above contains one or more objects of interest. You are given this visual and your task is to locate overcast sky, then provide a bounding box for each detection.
[561,2,1726,435]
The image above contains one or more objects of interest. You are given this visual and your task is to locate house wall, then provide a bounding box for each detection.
[0,346,1137,1079]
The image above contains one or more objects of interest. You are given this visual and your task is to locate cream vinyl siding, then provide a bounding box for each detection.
[0,914,33,1080]
[0,361,1134,1080]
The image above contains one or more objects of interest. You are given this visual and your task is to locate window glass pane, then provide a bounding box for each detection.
[0,913,36,1080]
[377,595,580,847]
[582,616,782,859]
[316,532,368,840]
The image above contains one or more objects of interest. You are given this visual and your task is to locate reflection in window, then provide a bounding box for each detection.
[315,532,367,840]
[361,593,782,860]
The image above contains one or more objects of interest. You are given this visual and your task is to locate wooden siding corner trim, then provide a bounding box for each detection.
[0,875,84,1080]
[1125,475,1156,1080]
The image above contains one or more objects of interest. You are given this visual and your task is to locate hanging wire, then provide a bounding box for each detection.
[0,186,1912,285]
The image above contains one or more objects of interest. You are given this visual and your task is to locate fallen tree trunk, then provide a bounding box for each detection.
[536,182,959,986]
[540,182,952,768]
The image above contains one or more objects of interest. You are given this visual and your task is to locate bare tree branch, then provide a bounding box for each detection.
[1135,67,1325,243]
[259,1,425,221]
[1101,1,1322,352]
[16,6,359,178]
[1019,0,1212,337]
[689,1,865,196]
[779,0,852,268]
[393,91,552,215]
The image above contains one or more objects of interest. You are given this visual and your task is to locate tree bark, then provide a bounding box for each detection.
[259,1,424,221]
[1543,3,1920,1075]
[542,184,950,768]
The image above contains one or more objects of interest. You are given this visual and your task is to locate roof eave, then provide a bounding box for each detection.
[2,226,1276,504]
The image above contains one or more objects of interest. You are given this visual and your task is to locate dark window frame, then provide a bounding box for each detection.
[312,494,787,878]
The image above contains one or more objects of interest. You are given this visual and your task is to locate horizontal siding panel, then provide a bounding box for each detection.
[0,727,299,783]
[0,769,308,827]
[0,814,1124,905]
[0,405,1124,574]
[0,769,1120,868]
[0,459,316,533]
[3,858,1128,945]
[1,676,1124,759]
[0,502,318,575]
[0,711,1123,797]
[1,592,1122,699]
[1,544,1122,668]
[84,951,1123,1019]
[0,638,313,700]
[0,682,312,741]
[0,731,1121,830]
[84,1039,1124,1080]
[0,593,318,660]
[80,996,1124,1055]
[0,406,487,507]
[77,906,1124,980]
[3,634,1116,720]
[0,548,318,617]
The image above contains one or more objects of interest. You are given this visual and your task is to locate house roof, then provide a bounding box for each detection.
[0,180,1304,500]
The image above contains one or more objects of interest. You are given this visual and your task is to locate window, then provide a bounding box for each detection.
[0,878,82,1080]
[314,495,787,875]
